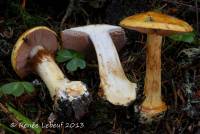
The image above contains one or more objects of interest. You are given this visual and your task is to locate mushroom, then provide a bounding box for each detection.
[120,11,193,118]
[61,24,137,106]
[11,26,91,119]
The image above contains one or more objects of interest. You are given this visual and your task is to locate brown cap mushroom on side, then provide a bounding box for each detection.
[120,11,193,120]
[11,26,91,120]
[61,24,137,106]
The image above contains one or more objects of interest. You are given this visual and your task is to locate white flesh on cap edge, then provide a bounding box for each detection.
[29,46,89,104]
[69,24,137,106]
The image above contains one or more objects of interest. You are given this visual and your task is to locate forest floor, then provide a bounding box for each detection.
[0,0,200,134]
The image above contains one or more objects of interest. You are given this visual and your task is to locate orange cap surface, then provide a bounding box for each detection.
[120,11,193,35]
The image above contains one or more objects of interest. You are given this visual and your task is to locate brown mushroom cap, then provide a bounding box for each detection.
[11,26,58,78]
[61,28,126,56]
[120,11,193,35]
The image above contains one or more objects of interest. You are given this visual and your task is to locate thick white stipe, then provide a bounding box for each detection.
[68,24,137,106]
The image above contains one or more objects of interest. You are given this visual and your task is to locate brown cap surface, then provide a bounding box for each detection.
[120,11,193,35]
[61,28,127,56]
[11,26,58,78]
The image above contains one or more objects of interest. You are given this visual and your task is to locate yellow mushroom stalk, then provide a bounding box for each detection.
[120,11,193,120]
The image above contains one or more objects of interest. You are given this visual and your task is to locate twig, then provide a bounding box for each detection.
[87,63,98,68]
[34,104,41,122]
[60,0,76,30]
[195,0,199,34]
[60,0,89,29]
[172,80,177,109]
[0,103,29,134]
[162,0,200,12]
[21,0,26,9]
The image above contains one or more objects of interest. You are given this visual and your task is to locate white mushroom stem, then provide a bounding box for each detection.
[29,46,88,102]
[70,25,137,106]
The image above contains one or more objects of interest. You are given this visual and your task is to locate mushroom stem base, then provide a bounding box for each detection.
[141,101,167,117]
[56,92,92,120]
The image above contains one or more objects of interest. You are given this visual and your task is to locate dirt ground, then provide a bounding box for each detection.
[0,0,200,134]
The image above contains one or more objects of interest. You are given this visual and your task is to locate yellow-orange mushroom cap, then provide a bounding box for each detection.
[120,11,193,35]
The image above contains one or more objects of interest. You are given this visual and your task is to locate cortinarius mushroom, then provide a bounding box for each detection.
[11,26,91,119]
[61,24,137,106]
[120,11,193,118]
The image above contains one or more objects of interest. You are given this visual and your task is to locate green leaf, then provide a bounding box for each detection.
[66,58,86,72]
[1,82,24,97]
[6,104,42,134]
[66,59,77,72]
[168,32,196,43]
[56,49,85,63]
[76,59,86,69]
[56,49,74,63]
[73,51,85,59]
[0,82,34,97]
[10,86,24,97]
[56,49,86,72]
[21,82,34,93]
[0,123,20,134]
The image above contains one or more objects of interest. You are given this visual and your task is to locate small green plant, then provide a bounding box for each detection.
[6,104,42,134]
[5,0,45,27]
[0,123,20,134]
[0,82,35,97]
[19,8,45,27]
[56,49,86,72]
[168,32,196,43]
